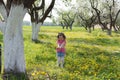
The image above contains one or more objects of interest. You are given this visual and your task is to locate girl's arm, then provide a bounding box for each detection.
[57,44,61,48]
[60,41,66,48]
[57,41,61,48]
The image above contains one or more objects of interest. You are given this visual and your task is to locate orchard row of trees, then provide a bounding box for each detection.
[53,0,120,35]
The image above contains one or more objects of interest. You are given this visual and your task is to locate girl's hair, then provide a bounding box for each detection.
[57,32,66,39]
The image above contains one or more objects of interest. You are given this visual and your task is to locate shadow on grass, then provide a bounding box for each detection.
[2,72,29,80]
[32,39,52,45]
[68,37,120,47]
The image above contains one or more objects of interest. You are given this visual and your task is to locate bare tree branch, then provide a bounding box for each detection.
[33,0,45,11]
[38,0,55,23]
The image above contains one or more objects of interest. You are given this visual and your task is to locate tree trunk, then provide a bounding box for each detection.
[107,29,112,35]
[113,25,118,32]
[32,22,42,41]
[62,26,65,29]
[0,44,1,73]
[116,26,120,31]
[107,24,112,35]
[70,25,72,30]
[0,21,6,33]
[0,4,7,22]
[88,27,91,33]
[32,22,36,41]
[66,26,68,29]
[4,4,27,73]
[84,26,88,30]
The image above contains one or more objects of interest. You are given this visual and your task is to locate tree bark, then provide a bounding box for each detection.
[4,4,27,73]
[88,27,92,33]
[0,21,6,33]
[0,3,7,22]
[107,29,112,35]
[0,44,1,73]
[32,22,42,41]
[113,25,118,32]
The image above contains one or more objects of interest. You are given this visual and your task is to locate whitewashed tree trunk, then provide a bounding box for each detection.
[4,4,27,73]
[0,4,7,33]
[32,22,36,41]
[0,4,7,22]
[32,22,42,41]
[0,21,6,33]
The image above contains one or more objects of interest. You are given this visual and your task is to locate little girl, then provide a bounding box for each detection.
[56,32,66,68]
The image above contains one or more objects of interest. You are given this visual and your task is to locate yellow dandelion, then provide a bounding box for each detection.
[94,73,97,76]
[88,71,91,74]
[41,71,46,75]
[32,73,35,76]
[36,72,39,75]
[70,74,72,76]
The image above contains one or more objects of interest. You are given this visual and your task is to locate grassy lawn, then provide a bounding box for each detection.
[0,26,120,80]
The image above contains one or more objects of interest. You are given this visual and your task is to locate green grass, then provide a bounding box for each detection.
[0,26,120,80]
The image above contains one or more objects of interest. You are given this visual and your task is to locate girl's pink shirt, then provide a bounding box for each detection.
[57,40,66,53]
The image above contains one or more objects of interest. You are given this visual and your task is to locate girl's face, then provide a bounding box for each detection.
[59,35,64,40]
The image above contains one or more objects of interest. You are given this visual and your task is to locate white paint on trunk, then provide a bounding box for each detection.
[32,22,35,40]
[4,4,27,73]
[32,22,42,40]
[0,21,6,33]
[0,5,7,21]
[0,5,7,33]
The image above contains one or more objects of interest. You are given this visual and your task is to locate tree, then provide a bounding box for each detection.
[89,0,120,35]
[0,0,55,79]
[76,1,97,33]
[116,15,120,30]
[104,0,120,34]
[59,11,76,30]
[89,0,109,31]
[29,0,55,42]
[53,0,76,30]
[78,11,97,33]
